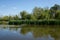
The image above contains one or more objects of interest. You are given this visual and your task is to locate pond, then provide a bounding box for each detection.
[0,25,60,40]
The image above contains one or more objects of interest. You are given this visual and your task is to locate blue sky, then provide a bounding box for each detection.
[0,0,60,16]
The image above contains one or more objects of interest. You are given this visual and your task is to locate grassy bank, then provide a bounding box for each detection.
[9,20,60,25]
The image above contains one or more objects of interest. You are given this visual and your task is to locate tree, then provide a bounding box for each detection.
[43,9,50,19]
[50,4,60,18]
[20,11,28,20]
[55,10,60,19]
[26,14,32,20]
[2,16,9,21]
[13,15,19,20]
[32,7,43,20]
[9,16,14,20]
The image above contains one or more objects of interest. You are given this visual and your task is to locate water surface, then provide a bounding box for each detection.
[0,25,60,40]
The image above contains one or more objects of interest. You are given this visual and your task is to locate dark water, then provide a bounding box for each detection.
[0,25,60,40]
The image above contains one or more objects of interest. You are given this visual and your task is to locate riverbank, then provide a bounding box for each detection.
[9,20,60,25]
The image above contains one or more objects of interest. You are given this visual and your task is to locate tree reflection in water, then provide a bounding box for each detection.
[1,25,60,40]
[20,25,60,40]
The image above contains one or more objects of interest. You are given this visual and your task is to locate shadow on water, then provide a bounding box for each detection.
[0,25,60,40]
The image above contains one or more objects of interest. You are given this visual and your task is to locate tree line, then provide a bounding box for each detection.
[0,4,60,25]
[0,4,60,21]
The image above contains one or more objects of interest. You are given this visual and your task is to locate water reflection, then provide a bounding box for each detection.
[0,25,60,40]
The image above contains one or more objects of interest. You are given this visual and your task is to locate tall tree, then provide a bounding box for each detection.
[50,4,60,18]
[13,15,19,20]
[32,7,43,20]
[20,11,28,20]
[55,10,60,19]
[26,14,32,20]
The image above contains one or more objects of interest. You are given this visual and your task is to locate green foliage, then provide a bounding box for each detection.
[1,4,60,25]
[55,10,60,19]
[32,7,43,20]
[25,14,32,20]
[2,16,9,21]
[50,4,60,18]
[9,20,60,25]
[13,15,20,20]
[20,11,28,20]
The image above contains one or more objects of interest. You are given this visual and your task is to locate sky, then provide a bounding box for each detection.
[0,0,60,16]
